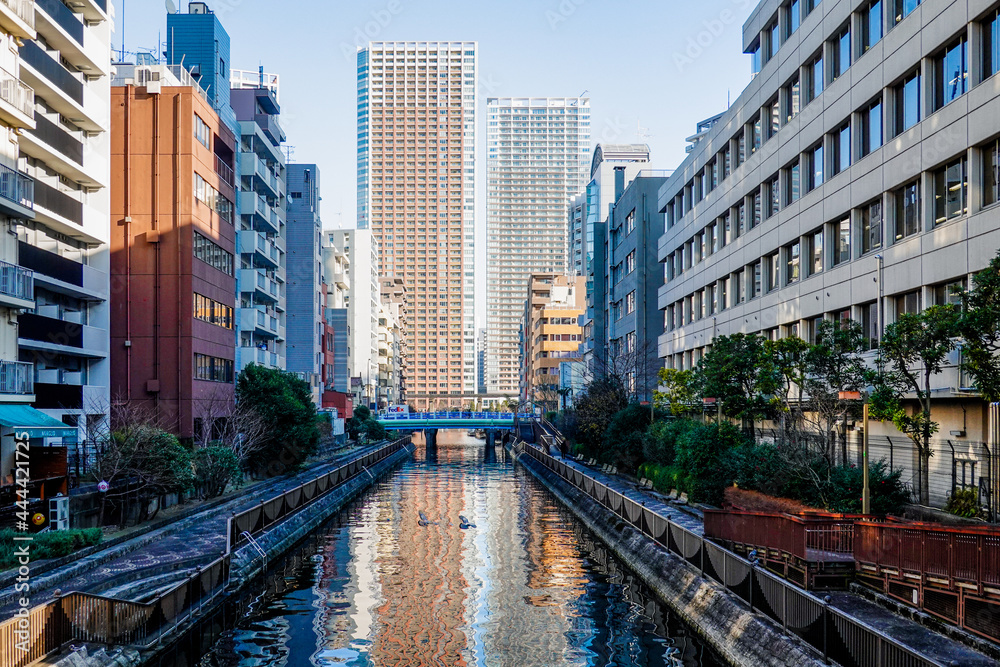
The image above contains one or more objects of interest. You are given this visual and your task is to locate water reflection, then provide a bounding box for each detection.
[182,432,722,667]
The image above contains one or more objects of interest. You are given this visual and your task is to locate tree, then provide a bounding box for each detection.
[960,251,1000,401]
[765,335,810,441]
[653,367,698,417]
[236,364,320,476]
[573,376,629,456]
[696,333,781,433]
[347,405,387,443]
[870,306,960,505]
[193,446,241,499]
[193,387,270,471]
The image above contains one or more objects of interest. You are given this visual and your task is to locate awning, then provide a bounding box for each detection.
[0,405,78,439]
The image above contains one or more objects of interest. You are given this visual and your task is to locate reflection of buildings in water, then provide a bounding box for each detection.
[227,615,293,666]
[367,431,473,665]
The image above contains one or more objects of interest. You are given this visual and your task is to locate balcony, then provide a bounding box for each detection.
[0,162,34,219]
[20,40,82,105]
[32,179,82,226]
[254,113,285,144]
[18,312,107,357]
[0,360,33,397]
[26,114,83,166]
[0,66,34,129]
[0,260,33,309]
[0,0,34,39]
[239,306,278,337]
[239,269,279,303]
[239,152,279,198]
[239,230,279,268]
[36,0,81,43]
[239,192,277,233]
[215,154,234,188]
[239,345,278,369]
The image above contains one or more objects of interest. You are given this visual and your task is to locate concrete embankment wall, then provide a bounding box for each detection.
[230,443,415,583]
[511,445,822,667]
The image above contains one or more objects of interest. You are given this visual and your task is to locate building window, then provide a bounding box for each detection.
[195,354,234,383]
[893,0,919,25]
[985,8,1000,81]
[786,242,800,284]
[193,232,234,276]
[625,209,635,234]
[832,122,851,176]
[194,114,211,149]
[768,98,781,139]
[894,71,920,135]
[723,212,734,246]
[707,284,716,315]
[721,147,731,180]
[894,180,920,240]
[768,252,781,291]
[807,52,824,102]
[766,21,780,62]
[934,278,966,306]
[753,191,762,229]
[737,132,747,165]
[862,301,880,349]
[811,229,824,275]
[767,176,780,217]
[786,160,801,204]
[625,250,636,274]
[984,137,1000,207]
[789,0,801,35]
[831,26,850,82]
[785,76,801,121]
[750,38,763,75]
[934,36,969,110]
[752,261,762,298]
[720,277,728,310]
[860,98,882,157]
[896,290,921,317]
[934,157,968,224]
[193,293,234,329]
[752,117,763,152]
[861,199,882,255]
[834,218,851,265]
[625,291,636,315]
[808,144,824,191]
[734,270,745,304]
[861,1,883,53]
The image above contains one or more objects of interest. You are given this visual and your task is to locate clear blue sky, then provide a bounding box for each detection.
[117,0,756,322]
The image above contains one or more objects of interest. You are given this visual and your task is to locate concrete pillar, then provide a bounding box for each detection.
[485,429,496,448]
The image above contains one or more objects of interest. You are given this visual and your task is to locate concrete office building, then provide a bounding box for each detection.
[606,172,669,401]
[580,144,650,371]
[321,238,350,408]
[15,0,113,471]
[520,274,585,411]
[658,0,1000,506]
[110,64,238,439]
[356,41,478,410]
[285,163,324,403]
[326,228,381,409]
[567,192,586,277]
[380,276,408,404]
[475,327,487,396]
[485,97,591,397]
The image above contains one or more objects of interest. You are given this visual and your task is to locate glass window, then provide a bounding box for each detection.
[894,180,920,240]
[896,290,921,317]
[751,39,763,75]
[789,0,801,35]
[722,147,731,180]
[194,114,211,149]
[786,161,801,204]
[809,144,824,190]
[831,27,850,81]
[769,98,781,139]
[735,270,745,303]
[985,9,1000,81]
[832,123,851,176]
[786,242,800,284]
[835,218,851,265]
[768,176,780,217]
[724,212,734,245]
[862,1,883,53]
[808,54,824,102]
[861,199,882,255]
[935,36,969,109]
[720,277,729,310]
[895,71,920,135]
[934,278,966,306]
[893,0,919,25]
[934,157,968,224]
[984,137,1000,207]
[811,229,824,275]
[737,132,747,165]
[752,261,762,298]
[768,253,781,291]
[862,301,880,349]
[768,21,780,61]
[785,77,801,121]
[752,117,763,152]
[860,98,882,157]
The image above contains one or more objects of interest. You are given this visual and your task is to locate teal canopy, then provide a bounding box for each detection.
[0,404,77,438]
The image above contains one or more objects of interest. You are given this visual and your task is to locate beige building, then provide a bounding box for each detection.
[520,274,585,412]
[658,0,1000,507]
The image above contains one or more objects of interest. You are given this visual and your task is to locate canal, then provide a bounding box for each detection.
[157,431,724,666]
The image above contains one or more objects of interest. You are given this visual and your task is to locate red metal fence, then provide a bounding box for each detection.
[854,520,1000,643]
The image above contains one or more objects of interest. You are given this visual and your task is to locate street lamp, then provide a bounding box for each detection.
[840,390,870,514]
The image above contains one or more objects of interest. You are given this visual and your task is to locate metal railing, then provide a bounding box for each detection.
[0,437,411,666]
[0,0,35,28]
[0,259,32,301]
[0,162,33,211]
[704,509,860,562]
[215,154,234,186]
[516,433,940,667]
[0,359,32,394]
[0,66,33,119]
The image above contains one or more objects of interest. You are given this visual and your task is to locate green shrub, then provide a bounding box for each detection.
[642,419,698,468]
[33,531,76,559]
[0,528,103,569]
[945,488,983,519]
[674,423,747,505]
[637,462,681,494]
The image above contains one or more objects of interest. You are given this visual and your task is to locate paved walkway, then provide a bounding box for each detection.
[548,448,997,666]
[0,444,378,615]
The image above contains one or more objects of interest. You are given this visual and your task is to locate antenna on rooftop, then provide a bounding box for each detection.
[282,145,295,163]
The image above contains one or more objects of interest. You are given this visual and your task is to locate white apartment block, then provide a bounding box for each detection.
[486,97,591,397]
[658,0,1000,495]
[357,41,478,410]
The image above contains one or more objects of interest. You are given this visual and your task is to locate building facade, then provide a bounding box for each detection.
[658,0,1000,506]
[520,274,585,412]
[567,192,586,277]
[606,173,669,402]
[321,232,350,402]
[356,41,478,410]
[485,97,591,397]
[380,276,408,404]
[285,163,323,403]
[110,65,238,439]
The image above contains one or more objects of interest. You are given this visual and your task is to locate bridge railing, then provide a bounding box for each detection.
[378,411,532,420]
[514,435,940,667]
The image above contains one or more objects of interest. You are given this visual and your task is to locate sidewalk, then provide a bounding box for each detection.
[0,443,371,616]
[548,451,997,667]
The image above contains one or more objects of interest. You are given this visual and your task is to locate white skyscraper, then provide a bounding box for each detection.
[356,42,478,410]
[486,97,591,398]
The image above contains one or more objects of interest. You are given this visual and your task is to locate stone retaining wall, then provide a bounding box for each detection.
[511,444,823,667]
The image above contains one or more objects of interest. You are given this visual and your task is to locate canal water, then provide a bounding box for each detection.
[161,432,723,666]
